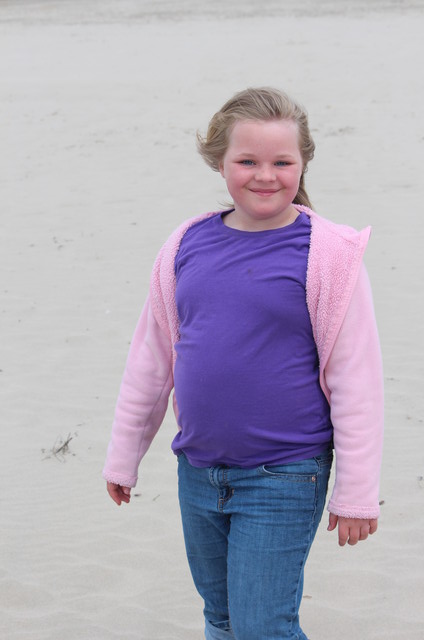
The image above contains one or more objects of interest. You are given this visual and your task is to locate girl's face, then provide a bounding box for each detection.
[219,119,303,231]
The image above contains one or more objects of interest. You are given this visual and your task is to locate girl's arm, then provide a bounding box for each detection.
[103,293,174,491]
[324,264,384,523]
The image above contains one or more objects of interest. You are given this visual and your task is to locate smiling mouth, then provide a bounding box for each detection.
[251,189,279,196]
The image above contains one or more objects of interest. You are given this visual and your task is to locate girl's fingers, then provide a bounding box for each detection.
[359,522,371,541]
[107,482,131,505]
[369,519,378,535]
[327,512,338,531]
[328,516,378,546]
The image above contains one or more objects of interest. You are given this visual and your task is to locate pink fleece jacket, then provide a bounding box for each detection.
[103,206,384,519]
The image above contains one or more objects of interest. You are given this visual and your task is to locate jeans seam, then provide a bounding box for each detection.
[314,451,333,469]
[290,471,319,637]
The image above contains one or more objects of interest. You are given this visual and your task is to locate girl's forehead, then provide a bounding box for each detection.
[226,119,300,148]
[228,118,298,139]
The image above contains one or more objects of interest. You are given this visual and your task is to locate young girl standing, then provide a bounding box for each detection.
[103,87,384,640]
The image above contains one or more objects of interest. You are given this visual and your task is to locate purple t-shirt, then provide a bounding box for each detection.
[172,211,332,467]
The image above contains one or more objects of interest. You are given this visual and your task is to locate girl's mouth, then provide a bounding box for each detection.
[251,189,279,196]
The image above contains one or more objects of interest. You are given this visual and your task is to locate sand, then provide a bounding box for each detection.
[1,1,423,638]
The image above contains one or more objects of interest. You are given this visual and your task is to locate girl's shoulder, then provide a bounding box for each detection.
[149,210,224,341]
[151,210,222,284]
[295,205,371,250]
[159,211,220,254]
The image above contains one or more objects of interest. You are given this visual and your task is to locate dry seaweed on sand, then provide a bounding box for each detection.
[42,432,78,462]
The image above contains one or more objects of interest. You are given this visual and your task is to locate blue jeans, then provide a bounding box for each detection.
[177,450,333,640]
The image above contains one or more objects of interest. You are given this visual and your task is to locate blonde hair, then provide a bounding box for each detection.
[197,87,315,209]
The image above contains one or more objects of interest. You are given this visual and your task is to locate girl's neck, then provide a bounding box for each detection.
[223,205,299,232]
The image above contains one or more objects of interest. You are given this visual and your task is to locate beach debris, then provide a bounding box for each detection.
[325,125,355,137]
[42,432,78,462]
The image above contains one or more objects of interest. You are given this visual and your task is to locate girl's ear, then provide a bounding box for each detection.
[218,161,225,178]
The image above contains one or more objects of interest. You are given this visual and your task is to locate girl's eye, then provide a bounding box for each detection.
[275,161,289,167]
[240,160,255,166]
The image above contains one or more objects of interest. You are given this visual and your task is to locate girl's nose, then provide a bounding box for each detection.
[255,164,276,181]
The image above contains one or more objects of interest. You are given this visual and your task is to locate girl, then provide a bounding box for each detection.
[103,87,384,640]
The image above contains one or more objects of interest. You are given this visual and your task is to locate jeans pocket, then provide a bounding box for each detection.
[259,458,319,482]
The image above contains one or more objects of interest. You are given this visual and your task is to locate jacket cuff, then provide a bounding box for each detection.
[327,500,380,520]
[102,469,138,488]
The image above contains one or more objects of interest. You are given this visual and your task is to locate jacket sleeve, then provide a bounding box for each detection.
[325,264,384,519]
[102,293,174,488]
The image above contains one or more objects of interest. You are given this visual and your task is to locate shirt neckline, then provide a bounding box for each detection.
[217,209,306,236]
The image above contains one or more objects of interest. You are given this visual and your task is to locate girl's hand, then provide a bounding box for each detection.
[107,482,131,506]
[327,513,378,546]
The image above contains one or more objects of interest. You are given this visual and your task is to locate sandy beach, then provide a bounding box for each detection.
[1,1,424,638]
